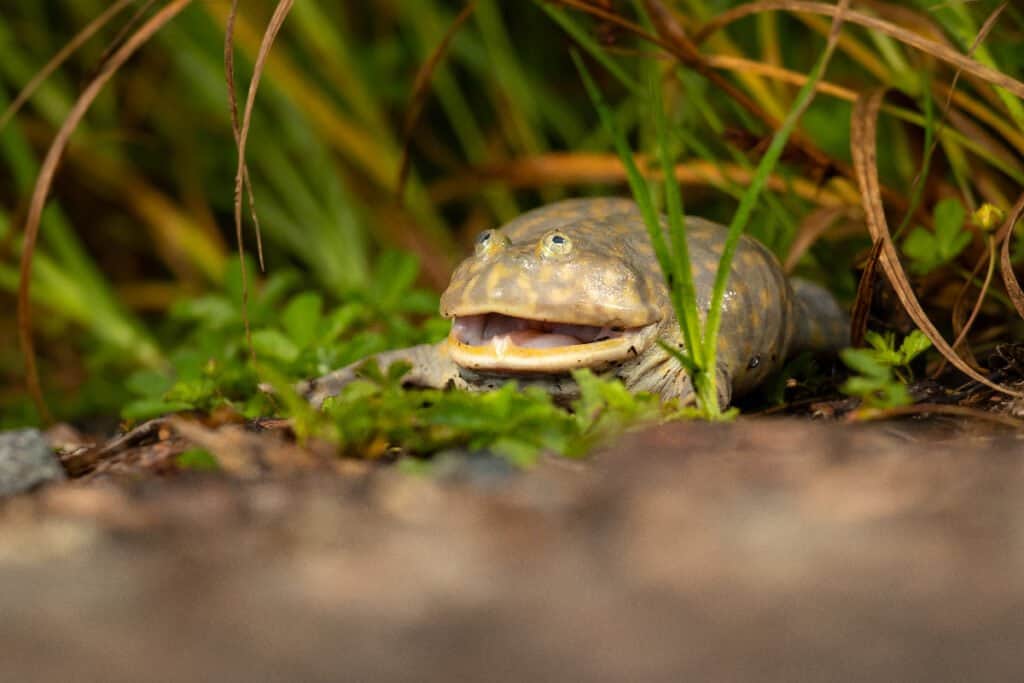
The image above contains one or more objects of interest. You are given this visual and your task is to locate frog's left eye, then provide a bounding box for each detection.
[540,231,573,258]
[474,230,498,256]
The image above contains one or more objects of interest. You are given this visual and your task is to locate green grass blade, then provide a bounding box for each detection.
[701,29,842,399]
[542,4,642,96]
[650,72,703,369]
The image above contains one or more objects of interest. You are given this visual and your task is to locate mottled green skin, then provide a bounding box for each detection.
[303,198,847,407]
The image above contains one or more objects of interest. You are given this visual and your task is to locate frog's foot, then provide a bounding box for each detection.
[298,367,359,409]
[300,342,462,408]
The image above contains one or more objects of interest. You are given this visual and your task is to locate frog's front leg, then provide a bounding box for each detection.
[300,341,465,408]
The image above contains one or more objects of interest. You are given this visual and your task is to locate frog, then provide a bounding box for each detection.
[301,198,847,408]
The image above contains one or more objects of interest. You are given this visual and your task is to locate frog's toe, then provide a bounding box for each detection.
[300,367,359,409]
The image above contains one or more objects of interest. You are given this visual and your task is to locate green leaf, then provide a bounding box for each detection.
[223,256,258,305]
[171,295,237,328]
[251,329,300,363]
[124,369,174,398]
[944,230,972,261]
[570,368,605,421]
[399,289,441,315]
[386,360,413,385]
[839,348,891,379]
[175,448,220,472]
[841,375,886,396]
[934,198,971,263]
[902,227,939,273]
[281,292,323,348]
[170,349,208,381]
[490,437,543,468]
[933,198,965,247]
[121,398,195,421]
[863,331,902,366]
[897,330,932,364]
[905,199,971,274]
[864,330,893,353]
[371,251,420,312]
[257,270,301,308]
[353,359,386,384]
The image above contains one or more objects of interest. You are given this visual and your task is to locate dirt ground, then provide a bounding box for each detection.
[3,417,1024,682]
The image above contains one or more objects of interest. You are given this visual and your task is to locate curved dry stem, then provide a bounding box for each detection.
[428,153,852,206]
[700,54,1024,180]
[850,88,1021,397]
[934,81,1024,153]
[998,192,1024,321]
[938,196,1023,377]
[0,0,136,132]
[232,0,295,362]
[848,402,1024,429]
[695,1,1024,100]
[948,235,995,371]
[224,0,265,273]
[17,0,193,422]
[557,0,840,179]
[848,240,883,349]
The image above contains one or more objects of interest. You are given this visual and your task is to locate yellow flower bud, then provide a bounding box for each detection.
[973,203,1006,232]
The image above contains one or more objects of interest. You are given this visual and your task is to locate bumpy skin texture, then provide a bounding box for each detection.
[303,198,847,407]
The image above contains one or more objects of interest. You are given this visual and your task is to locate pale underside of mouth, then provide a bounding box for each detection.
[453,313,632,348]
[447,312,655,372]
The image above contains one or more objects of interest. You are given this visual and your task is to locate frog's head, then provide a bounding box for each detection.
[440,199,668,373]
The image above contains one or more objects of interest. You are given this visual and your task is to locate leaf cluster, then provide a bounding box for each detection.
[840,330,932,408]
[122,253,447,420]
[316,363,670,467]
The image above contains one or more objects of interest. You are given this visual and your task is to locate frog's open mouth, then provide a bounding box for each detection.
[446,313,657,372]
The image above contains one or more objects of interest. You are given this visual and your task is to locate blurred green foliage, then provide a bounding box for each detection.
[119,252,448,422]
[312,362,670,467]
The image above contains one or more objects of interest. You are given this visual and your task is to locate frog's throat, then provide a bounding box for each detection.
[445,311,660,373]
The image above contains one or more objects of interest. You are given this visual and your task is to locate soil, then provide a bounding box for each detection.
[3,416,1024,681]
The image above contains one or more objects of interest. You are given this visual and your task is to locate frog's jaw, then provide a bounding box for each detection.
[446,313,659,373]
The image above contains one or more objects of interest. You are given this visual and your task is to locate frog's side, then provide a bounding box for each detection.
[302,198,847,407]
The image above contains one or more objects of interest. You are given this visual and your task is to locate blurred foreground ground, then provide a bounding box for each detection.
[3,418,1024,681]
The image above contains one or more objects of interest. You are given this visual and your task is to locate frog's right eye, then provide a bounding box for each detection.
[474,230,499,256]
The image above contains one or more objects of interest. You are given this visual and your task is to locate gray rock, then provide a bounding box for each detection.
[0,429,65,497]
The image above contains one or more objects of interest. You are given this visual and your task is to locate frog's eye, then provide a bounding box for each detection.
[540,231,573,258]
[474,230,498,256]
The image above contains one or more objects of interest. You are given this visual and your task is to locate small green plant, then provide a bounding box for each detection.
[121,253,448,421]
[318,363,669,467]
[175,448,220,472]
[840,330,932,408]
[902,198,972,274]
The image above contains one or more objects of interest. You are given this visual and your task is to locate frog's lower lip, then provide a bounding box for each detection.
[446,313,657,372]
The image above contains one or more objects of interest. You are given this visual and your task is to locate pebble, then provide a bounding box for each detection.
[0,429,65,498]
